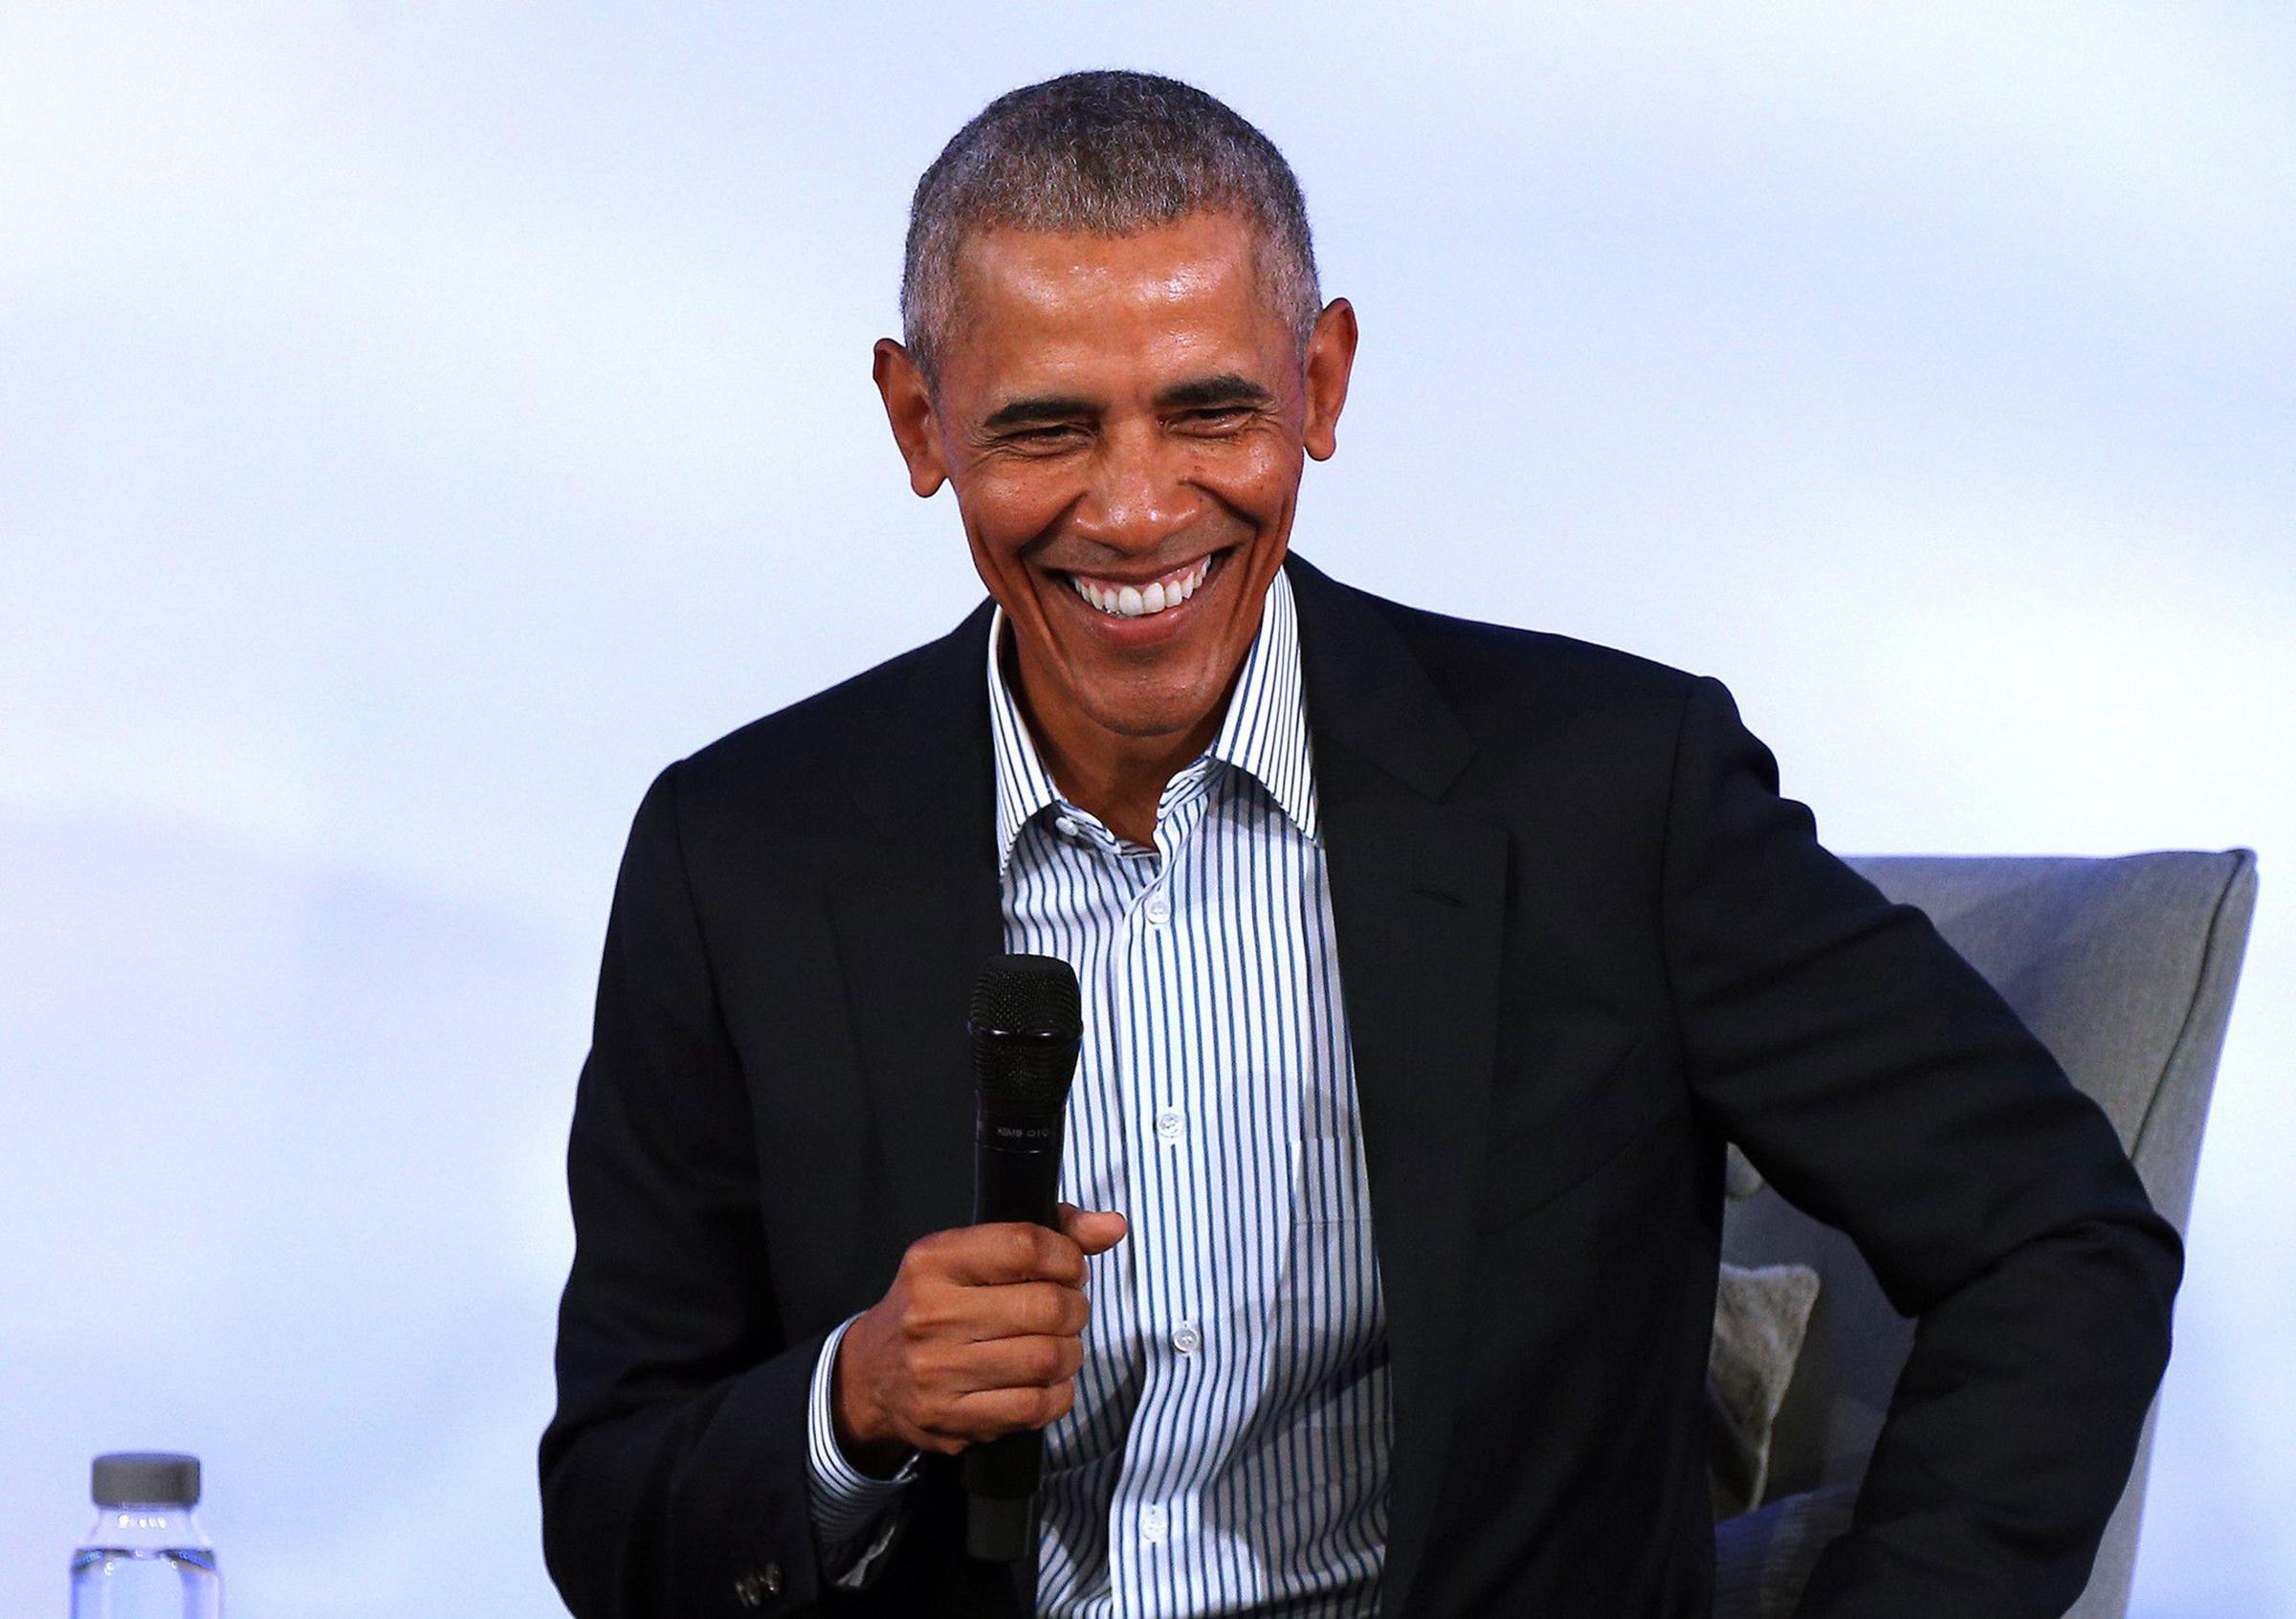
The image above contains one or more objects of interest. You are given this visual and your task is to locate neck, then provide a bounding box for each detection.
[1036,721,1216,849]
[1004,643,1232,850]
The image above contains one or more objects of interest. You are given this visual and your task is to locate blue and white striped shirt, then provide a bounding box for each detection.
[808,567,1390,1616]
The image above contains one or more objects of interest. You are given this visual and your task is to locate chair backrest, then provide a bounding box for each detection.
[1720,849,2259,1619]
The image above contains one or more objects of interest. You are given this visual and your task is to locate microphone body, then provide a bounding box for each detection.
[961,955,1083,1563]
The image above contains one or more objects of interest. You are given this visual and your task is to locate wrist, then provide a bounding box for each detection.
[831,1310,915,1479]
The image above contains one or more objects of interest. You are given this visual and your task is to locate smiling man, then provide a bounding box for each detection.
[541,72,2180,1619]
[872,203,1351,849]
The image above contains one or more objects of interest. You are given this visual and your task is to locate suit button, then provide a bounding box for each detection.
[733,1563,784,1607]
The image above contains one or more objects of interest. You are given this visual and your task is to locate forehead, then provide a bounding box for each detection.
[941,211,1292,396]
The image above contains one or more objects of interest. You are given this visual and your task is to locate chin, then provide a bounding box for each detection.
[1087,685,1225,742]
[1093,707,1207,742]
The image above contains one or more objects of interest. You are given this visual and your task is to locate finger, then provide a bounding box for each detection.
[916,1278,1086,1342]
[944,1381,1077,1440]
[1059,1205,1128,1256]
[938,1221,1086,1287]
[978,1278,1091,1339]
[945,1333,1086,1393]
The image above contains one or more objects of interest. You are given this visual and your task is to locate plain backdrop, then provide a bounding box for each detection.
[3,6,2290,1616]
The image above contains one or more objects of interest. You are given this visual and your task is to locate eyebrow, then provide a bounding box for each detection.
[1159,373,1276,410]
[978,373,1277,433]
[981,393,1097,432]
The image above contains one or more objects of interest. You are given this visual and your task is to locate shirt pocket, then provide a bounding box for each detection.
[1291,1131,1372,1229]
[1266,1135,1385,1413]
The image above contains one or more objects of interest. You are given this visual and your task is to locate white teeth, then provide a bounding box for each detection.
[1069,555,1213,618]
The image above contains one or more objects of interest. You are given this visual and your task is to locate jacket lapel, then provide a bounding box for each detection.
[828,606,1043,1618]
[1289,555,1508,1619]
[829,602,1007,1257]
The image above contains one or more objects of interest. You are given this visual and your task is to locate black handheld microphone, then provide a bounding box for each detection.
[960,953,1084,1563]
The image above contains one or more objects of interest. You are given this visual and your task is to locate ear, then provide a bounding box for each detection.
[872,339,950,498]
[1301,298,1358,463]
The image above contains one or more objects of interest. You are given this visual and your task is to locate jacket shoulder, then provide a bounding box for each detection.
[666,609,985,832]
[1342,579,1703,730]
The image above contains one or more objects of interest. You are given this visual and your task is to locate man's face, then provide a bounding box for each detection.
[875,211,1356,756]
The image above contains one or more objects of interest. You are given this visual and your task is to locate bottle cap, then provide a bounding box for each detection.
[92,1453,201,1507]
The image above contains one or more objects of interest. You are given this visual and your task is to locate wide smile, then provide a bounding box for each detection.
[1041,549,1231,647]
[1063,553,1215,618]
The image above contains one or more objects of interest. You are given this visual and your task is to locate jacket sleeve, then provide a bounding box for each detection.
[1656,676,2183,1619]
[540,760,836,1618]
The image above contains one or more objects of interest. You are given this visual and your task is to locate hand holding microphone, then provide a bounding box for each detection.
[829,954,1121,1559]
[829,1201,1125,1474]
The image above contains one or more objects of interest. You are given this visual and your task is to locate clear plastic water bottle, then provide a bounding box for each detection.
[70,1453,221,1619]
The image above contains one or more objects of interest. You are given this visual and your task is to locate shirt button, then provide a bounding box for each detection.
[1155,1107,1184,1144]
[1142,893,1171,926]
[1173,1320,1201,1355]
[1053,815,1079,838]
[1141,1504,1168,1545]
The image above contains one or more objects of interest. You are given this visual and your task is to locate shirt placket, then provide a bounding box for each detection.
[1106,764,1234,1618]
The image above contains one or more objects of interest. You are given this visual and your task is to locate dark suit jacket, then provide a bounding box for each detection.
[541,554,2180,1618]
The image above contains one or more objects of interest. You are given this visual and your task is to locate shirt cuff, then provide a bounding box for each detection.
[806,1312,921,1582]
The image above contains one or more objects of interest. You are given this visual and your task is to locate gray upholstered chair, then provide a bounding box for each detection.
[1713,850,2260,1619]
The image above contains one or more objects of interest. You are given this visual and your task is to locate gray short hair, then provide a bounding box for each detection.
[901,71,1322,387]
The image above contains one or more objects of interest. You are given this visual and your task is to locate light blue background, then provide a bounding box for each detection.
[4,6,2289,1615]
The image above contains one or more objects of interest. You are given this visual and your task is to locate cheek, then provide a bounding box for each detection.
[961,463,1080,556]
[1193,431,1299,508]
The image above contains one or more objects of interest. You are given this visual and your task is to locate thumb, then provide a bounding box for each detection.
[1056,1203,1129,1255]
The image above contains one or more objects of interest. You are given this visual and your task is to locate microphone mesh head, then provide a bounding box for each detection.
[969,953,1081,1040]
[969,954,1082,1115]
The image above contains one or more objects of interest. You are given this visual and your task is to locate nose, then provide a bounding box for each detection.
[1069,419,1196,557]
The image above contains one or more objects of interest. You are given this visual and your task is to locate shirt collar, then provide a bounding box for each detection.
[985,565,1319,872]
